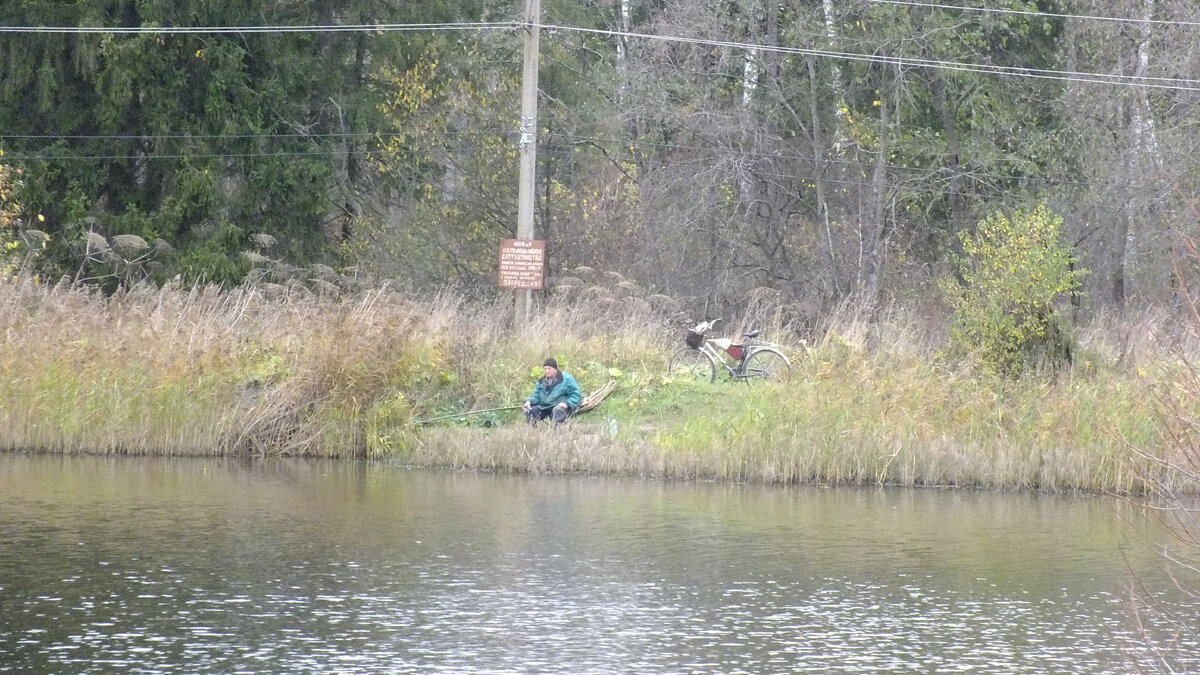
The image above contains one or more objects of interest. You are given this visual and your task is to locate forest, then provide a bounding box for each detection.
[2,0,1198,328]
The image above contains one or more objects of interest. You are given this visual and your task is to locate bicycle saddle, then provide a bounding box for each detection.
[743,329,760,339]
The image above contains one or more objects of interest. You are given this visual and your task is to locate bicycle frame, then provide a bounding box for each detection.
[697,337,776,379]
[694,337,737,377]
[669,320,792,384]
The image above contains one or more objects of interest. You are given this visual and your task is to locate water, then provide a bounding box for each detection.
[1,454,1196,674]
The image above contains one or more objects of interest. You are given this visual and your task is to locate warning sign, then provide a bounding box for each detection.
[498,239,546,290]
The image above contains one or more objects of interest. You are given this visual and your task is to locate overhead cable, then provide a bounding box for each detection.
[0,133,1171,197]
[0,131,502,141]
[1,19,1197,91]
[0,127,1174,195]
[0,22,510,34]
[0,144,1179,216]
[542,23,1200,92]
[857,0,1200,28]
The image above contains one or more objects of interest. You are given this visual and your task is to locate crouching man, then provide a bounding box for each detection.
[524,358,581,427]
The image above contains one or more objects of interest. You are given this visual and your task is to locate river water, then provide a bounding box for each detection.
[1,454,1196,674]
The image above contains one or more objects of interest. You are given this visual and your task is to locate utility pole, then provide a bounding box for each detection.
[514,0,541,330]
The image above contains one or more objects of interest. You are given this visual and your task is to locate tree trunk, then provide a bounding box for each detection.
[1116,0,1161,309]
[821,0,849,138]
[765,0,779,83]
[742,48,759,109]
[616,0,631,105]
[926,68,965,238]
[807,55,841,297]
[862,67,893,311]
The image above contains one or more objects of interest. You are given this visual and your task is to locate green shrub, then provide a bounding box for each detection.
[942,204,1086,375]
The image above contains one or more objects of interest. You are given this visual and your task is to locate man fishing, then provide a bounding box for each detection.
[523,358,581,427]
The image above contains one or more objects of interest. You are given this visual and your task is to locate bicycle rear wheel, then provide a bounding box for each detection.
[668,347,717,383]
[742,347,790,383]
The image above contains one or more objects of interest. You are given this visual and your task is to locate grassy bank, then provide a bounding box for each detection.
[0,276,1188,494]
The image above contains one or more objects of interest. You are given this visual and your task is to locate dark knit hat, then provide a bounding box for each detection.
[543,357,558,369]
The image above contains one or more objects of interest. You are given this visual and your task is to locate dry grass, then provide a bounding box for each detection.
[0,276,673,458]
[0,275,1192,493]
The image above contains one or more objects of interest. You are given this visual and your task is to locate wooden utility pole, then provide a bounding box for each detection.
[514,0,541,329]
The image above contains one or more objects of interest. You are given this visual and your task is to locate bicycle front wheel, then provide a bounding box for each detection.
[742,347,791,383]
[668,347,717,383]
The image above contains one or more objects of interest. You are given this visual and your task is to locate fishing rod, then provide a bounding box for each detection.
[414,405,523,425]
[414,378,618,426]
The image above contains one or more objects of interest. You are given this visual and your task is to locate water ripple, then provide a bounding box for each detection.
[1,457,1197,674]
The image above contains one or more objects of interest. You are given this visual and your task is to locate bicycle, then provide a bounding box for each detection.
[667,319,791,384]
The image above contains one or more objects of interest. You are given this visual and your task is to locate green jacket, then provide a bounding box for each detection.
[527,371,582,410]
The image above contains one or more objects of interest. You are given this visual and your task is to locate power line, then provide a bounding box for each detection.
[0,19,1188,197]
[543,23,1200,92]
[0,131,505,141]
[3,133,1171,201]
[2,18,1198,92]
[476,145,1193,218]
[0,126,1171,195]
[856,0,1200,28]
[0,151,369,160]
[544,132,1168,194]
[2,142,1182,218]
[545,147,1188,218]
[0,22,511,35]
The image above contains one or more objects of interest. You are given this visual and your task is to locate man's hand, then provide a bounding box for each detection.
[555,402,568,410]
[523,401,532,411]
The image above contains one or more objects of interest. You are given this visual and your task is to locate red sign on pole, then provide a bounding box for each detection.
[498,239,546,289]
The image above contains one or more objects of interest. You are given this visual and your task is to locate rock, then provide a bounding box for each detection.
[582,285,612,302]
[251,233,279,251]
[552,284,583,300]
[613,280,641,298]
[112,234,150,256]
[311,278,340,296]
[84,231,110,253]
[19,229,49,247]
[646,293,681,314]
[259,282,288,300]
[622,296,652,316]
[310,263,337,281]
[601,270,626,287]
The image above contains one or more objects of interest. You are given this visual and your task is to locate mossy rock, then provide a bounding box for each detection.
[552,284,583,300]
[622,296,652,316]
[613,280,641,298]
[582,286,613,302]
[601,270,627,287]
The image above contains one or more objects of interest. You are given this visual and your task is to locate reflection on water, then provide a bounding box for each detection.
[0,454,1195,674]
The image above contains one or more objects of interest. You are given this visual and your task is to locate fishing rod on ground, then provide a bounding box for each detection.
[414,405,524,425]
[414,379,618,426]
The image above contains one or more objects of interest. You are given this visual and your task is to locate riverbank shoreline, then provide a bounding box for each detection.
[0,277,1192,495]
